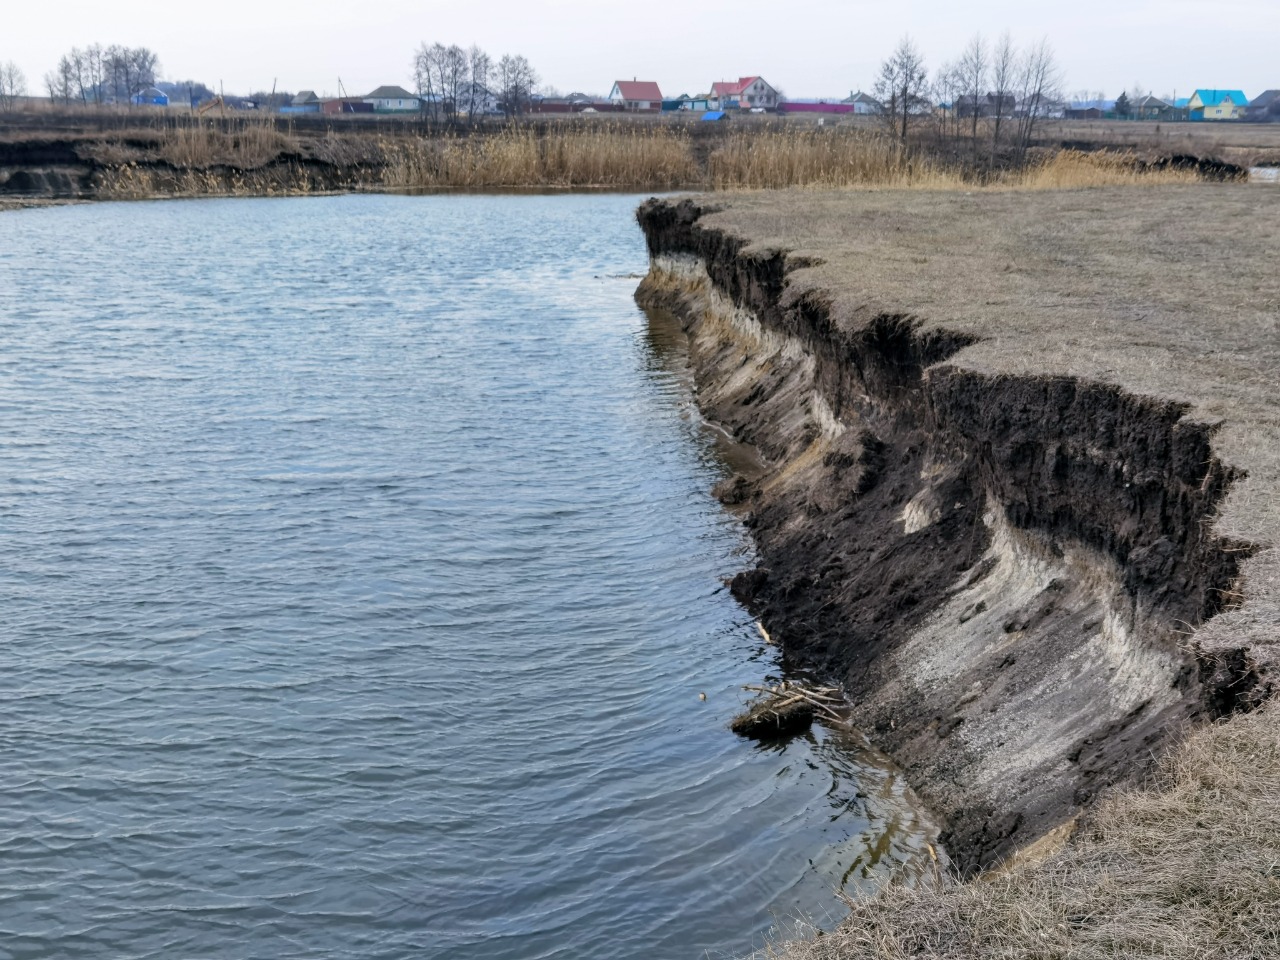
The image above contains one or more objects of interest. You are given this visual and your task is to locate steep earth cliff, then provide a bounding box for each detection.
[635,188,1279,873]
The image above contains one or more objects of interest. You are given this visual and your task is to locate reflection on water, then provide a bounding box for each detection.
[0,192,936,960]
[1250,167,1280,183]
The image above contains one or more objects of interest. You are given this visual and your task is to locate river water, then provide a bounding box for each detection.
[0,194,935,960]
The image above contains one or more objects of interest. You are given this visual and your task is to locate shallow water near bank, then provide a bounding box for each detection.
[0,193,935,960]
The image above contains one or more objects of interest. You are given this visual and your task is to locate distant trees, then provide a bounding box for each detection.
[413,42,538,123]
[496,54,538,118]
[44,44,160,105]
[873,35,929,142]
[1010,39,1062,163]
[868,31,1062,171]
[957,34,988,157]
[1114,91,1132,119]
[0,61,26,111]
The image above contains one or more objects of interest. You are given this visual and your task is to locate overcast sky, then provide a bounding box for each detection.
[6,0,1277,101]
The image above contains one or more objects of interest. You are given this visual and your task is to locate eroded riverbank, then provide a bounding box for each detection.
[633,186,1280,950]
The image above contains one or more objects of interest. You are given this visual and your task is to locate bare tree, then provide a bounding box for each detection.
[0,61,27,111]
[104,45,159,104]
[412,42,444,121]
[464,45,492,122]
[873,35,929,143]
[440,44,467,122]
[957,33,988,159]
[932,60,961,140]
[45,65,73,105]
[1012,38,1062,163]
[497,54,538,118]
[57,45,105,104]
[988,31,1016,166]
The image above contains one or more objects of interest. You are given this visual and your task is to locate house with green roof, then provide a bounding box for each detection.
[1187,89,1248,121]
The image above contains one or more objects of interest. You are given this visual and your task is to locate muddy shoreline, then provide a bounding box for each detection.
[633,195,1274,874]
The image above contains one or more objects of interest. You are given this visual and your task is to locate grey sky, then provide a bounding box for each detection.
[6,0,1277,101]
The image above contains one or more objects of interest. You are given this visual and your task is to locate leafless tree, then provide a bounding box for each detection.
[440,45,467,122]
[412,42,442,121]
[1012,38,1062,162]
[58,45,105,104]
[956,33,988,158]
[497,54,538,118]
[873,35,929,143]
[413,42,467,123]
[988,31,1016,166]
[932,60,961,140]
[463,45,492,122]
[104,45,159,104]
[0,61,27,111]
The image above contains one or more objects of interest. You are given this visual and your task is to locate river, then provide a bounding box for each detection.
[0,193,934,960]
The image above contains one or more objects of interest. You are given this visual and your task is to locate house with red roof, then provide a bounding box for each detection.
[709,77,779,111]
[609,80,663,111]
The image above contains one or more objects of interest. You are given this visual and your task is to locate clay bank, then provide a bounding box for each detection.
[633,185,1280,896]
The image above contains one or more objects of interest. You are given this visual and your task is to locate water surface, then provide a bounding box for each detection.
[0,194,934,960]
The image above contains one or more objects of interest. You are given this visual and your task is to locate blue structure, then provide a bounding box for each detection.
[702,111,727,121]
[131,87,170,107]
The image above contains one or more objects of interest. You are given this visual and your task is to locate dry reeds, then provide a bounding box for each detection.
[380,124,697,189]
[82,121,1241,200]
[158,121,298,169]
[1016,149,1203,189]
[708,129,961,190]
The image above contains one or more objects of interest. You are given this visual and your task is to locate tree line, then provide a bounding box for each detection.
[0,60,26,111]
[874,33,1063,167]
[44,45,161,106]
[411,43,538,122]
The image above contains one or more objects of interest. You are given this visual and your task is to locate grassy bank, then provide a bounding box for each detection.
[1,117,1224,200]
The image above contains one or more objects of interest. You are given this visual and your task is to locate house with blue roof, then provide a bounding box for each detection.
[1187,89,1248,121]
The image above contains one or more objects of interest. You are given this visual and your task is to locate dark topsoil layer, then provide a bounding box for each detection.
[635,186,1280,873]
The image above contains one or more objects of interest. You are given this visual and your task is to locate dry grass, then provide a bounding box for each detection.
[769,704,1280,959]
[379,127,1212,191]
[1016,149,1202,188]
[157,122,297,168]
[707,129,962,189]
[380,124,698,189]
[21,118,1251,198]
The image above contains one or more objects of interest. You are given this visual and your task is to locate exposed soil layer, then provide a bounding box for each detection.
[634,190,1279,873]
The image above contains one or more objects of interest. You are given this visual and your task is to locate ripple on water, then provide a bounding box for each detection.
[0,194,937,960]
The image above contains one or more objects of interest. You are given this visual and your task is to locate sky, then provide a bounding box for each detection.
[5,0,1277,102]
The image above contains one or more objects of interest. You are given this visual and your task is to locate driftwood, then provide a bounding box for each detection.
[730,680,846,739]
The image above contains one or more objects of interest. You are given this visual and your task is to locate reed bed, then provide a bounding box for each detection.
[158,121,297,169]
[708,129,961,190]
[86,122,1234,199]
[380,125,697,189]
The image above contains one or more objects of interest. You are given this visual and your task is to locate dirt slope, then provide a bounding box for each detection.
[635,185,1280,872]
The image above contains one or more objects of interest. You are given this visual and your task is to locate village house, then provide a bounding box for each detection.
[709,77,779,111]
[281,90,322,114]
[842,91,883,115]
[1248,90,1280,123]
[363,85,421,113]
[608,80,663,111]
[1132,95,1175,120]
[1187,89,1248,121]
